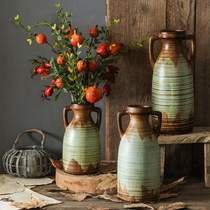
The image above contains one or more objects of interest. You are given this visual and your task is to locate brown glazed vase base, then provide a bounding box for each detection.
[153,115,194,135]
[64,158,100,175]
[159,127,193,135]
[118,192,159,203]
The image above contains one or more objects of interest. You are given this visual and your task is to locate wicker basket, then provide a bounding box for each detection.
[2,129,52,178]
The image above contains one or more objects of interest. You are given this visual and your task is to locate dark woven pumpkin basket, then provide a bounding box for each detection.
[2,129,52,178]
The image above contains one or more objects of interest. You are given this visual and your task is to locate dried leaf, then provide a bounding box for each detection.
[158,202,185,210]
[96,194,123,203]
[10,195,47,209]
[160,177,186,192]
[96,174,117,192]
[159,193,179,200]
[50,159,63,170]
[124,203,155,209]
[0,198,14,202]
[44,188,64,192]
[87,205,117,210]
[61,192,90,201]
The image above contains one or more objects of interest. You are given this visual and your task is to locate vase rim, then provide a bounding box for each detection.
[126,105,152,114]
[70,103,94,110]
[159,29,185,39]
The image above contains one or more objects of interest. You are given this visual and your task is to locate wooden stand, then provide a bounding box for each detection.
[55,161,117,194]
[158,127,210,188]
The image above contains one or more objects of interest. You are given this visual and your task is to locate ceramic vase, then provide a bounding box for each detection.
[62,103,101,174]
[149,29,195,134]
[117,105,162,202]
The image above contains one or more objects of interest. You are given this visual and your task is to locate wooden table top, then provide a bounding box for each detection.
[158,127,210,144]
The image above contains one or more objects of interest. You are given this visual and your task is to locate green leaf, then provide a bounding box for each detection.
[110,22,116,27]
[105,26,109,31]
[50,57,60,73]
[54,91,61,101]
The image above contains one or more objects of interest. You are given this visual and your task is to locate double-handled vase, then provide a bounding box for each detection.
[117,105,162,202]
[62,103,101,175]
[149,29,195,134]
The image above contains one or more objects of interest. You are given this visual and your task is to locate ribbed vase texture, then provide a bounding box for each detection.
[62,104,101,175]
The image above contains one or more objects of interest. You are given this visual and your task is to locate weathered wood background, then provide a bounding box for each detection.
[106,0,206,175]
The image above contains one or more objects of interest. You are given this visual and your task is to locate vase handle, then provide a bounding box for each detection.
[92,107,102,130]
[117,110,128,138]
[149,35,160,70]
[185,35,195,70]
[63,106,73,129]
[152,111,162,139]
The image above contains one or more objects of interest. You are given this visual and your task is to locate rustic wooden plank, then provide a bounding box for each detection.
[160,145,165,185]
[194,0,210,127]
[165,0,195,175]
[158,127,210,144]
[192,144,204,175]
[204,143,210,188]
[106,0,166,160]
[194,0,210,178]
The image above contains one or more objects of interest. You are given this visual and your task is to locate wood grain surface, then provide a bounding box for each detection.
[106,0,209,176]
[193,0,210,175]
[106,0,166,161]
[165,0,196,176]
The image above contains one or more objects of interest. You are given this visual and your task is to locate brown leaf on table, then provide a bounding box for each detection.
[44,188,64,192]
[124,203,156,209]
[160,177,186,193]
[99,161,117,174]
[0,198,14,202]
[159,192,179,200]
[10,195,47,209]
[96,193,123,203]
[87,205,117,210]
[50,159,63,170]
[158,202,185,210]
[96,174,117,192]
[61,192,90,201]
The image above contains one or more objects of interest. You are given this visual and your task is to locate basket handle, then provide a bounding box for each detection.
[13,129,46,149]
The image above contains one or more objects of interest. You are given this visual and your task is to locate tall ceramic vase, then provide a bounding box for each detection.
[62,103,101,175]
[149,29,195,134]
[117,105,162,202]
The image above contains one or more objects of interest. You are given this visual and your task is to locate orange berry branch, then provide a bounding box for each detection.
[14,3,146,104]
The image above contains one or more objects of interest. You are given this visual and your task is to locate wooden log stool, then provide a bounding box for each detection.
[158,127,210,188]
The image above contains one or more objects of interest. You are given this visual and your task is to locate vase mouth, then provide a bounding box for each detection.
[126,105,152,114]
[159,29,185,39]
[70,103,94,110]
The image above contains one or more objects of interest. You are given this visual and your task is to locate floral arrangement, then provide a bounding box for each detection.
[15,3,145,104]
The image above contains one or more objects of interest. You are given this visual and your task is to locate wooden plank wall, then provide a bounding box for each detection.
[106,0,207,175]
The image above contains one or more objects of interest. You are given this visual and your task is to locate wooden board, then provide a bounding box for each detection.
[56,169,117,194]
[158,127,210,144]
[106,0,166,160]
[194,0,210,176]
[55,161,117,194]
[165,0,195,176]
